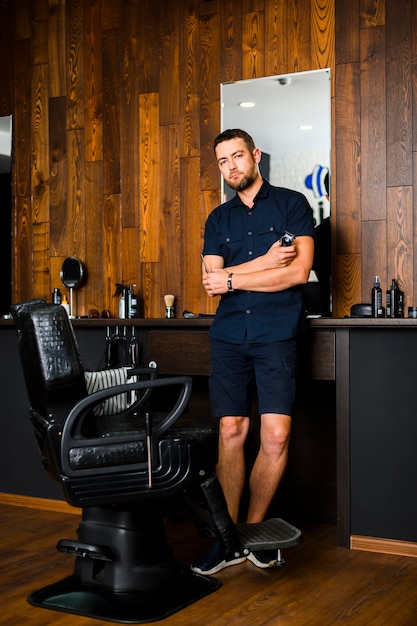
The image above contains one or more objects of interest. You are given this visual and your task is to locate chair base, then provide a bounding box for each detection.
[28,571,221,624]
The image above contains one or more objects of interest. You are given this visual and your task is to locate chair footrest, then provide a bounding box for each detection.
[235,518,302,551]
[57,539,113,562]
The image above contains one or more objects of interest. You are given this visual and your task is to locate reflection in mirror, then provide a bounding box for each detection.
[0,115,12,316]
[60,256,85,318]
[221,70,331,315]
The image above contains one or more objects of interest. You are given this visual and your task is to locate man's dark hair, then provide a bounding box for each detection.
[213,129,256,153]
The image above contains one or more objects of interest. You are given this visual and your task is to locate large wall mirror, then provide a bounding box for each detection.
[0,115,12,316]
[221,69,331,315]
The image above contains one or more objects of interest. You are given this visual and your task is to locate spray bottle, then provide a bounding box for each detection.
[371,276,383,318]
[113,283,138,319]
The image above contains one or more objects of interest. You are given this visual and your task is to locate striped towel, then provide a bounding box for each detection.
[84,367,136,416]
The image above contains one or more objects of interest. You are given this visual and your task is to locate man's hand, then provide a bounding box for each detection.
[263,240,296,269]
[202,269,229,297]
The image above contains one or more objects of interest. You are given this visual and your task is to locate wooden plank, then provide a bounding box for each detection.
[159,125,182,305]
[332,253,361,318]
[120,57,140,228]
[265,0,286,77]
[242,8,265,79]
[199,7,221,192]
[84,161,104,313]
[334,62,361,254]
[14,0,31,40]
[179,2,200,159]
[335,0,360,64]
[159,0,180,126]
[32,221,50,298]
[13,196,32,302]
[121,227,141,313]
[31,64,49,225]
[219,0,243,83]
[180,156,202,314]
[139,92,160,263]
[412,0,417,153]
[360,25,386,221]
[360,0,385,28]
[32,0,48,65]
[141,262,161,319]
[137,0,160,93]
[66,128,85,259]
[386,185,413,311]
[49,96,67,256]
[103,192,122,317]
[48,0,66,97]
[102,27,121,195]
[66,0,84,130]
[121,0,140,61]
[283,0,311,74]
[311,0,335,71]
[385,0,412,187]
[101,0,120,30]
[14,39,31,199]
[361,220,387,304]
[84,0,103,162]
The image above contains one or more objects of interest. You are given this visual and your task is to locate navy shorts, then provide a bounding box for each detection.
[209,336,298,418]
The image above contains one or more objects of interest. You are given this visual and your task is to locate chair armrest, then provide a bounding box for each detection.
[60,376,192,476]
[125,366,157,412]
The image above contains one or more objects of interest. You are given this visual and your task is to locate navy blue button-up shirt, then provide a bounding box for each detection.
[203,180,315,343]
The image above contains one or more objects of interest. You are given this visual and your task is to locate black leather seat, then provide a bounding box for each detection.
[11,299,223,623]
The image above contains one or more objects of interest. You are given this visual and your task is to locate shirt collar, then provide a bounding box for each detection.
[228,179,271,208]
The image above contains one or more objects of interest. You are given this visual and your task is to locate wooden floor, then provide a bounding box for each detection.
[2,502,417,626]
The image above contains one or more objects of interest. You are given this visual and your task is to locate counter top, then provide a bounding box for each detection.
[2,315,417,328]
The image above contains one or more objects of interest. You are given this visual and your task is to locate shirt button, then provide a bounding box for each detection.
[246,309,251,314]
[226,237,230,242]
[269,227,274,231]
[248,231,252,235]
[248,211,252,216]
[248,251,253,255]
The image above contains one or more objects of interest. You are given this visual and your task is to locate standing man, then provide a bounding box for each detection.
[192,129,315,575]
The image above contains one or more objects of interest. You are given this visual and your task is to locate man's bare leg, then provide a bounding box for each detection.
[246,413,291,524]
[215,415,250,522]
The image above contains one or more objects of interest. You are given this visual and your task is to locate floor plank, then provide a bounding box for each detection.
[1,503,417,625]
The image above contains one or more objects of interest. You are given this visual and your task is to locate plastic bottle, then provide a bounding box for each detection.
[114,283,138,318]
[52,288,62,304]
[61,294,70,315]
[371,276,383,318]
[389,278,398,318]
[128,284,138,319]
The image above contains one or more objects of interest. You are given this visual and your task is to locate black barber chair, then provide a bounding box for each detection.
[11,299,224,623]
[11,299,302,624]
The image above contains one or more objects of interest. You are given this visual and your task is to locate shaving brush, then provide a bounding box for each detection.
[164,294,175,318]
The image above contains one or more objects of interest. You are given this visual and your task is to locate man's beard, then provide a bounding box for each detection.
[227,168,258,191]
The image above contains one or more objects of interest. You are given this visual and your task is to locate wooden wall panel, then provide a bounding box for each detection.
[48,0,66,98]
[84,0,102,163]
[49,96,67,255]
[66,0,84,131]
[360,26,386,222]
[385,0,412,188]
[1,0,414,320]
